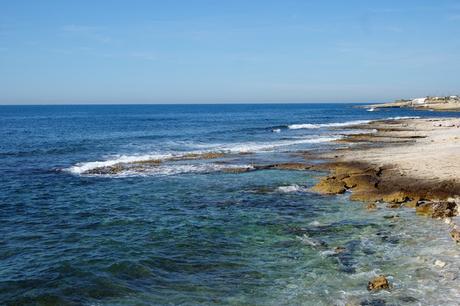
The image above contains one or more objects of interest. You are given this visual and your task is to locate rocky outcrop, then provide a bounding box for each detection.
[367,275,390,291]
[416,201,458,218]
[86,164,125,175]
[311,177,346,194]
[311,161,460,207]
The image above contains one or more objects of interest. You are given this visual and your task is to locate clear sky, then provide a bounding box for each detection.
[1,0,460,104]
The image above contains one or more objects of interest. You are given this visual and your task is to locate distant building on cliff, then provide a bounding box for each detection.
[411,97,427,105]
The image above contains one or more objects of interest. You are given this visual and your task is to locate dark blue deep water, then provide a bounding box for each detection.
[1,104,459,305]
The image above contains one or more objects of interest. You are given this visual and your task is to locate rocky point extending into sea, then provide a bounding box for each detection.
[307,117,460,245]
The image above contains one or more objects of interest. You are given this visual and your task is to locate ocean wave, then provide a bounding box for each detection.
[77,163,254,177]
[287,116,422,130]
[276,184,309,193]
[385,116,420,120]
[66,136,340,175]
[68,153,173,174]
[288,120,372,130]
[221,136,341,153]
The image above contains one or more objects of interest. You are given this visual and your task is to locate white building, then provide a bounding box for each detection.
[411,97,426,105]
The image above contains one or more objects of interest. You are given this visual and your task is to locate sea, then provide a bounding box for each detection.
[1,103,459,305]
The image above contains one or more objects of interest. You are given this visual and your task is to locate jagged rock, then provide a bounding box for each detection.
[450,229,460,243]
[367,275,390,291]
[382,191,410,203]
[311,177,346,194]
[403,198,419,208]
[416,201,457,218]
[432,202,457,218]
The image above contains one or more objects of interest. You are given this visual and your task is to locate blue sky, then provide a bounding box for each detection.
[1,0,460,104]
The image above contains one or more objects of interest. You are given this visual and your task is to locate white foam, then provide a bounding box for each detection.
[288,120,372,129]
[221,136,341,153]
[78,163,254,177]
[68,153,173,174]
[276,184,308,193]
[386,116,420,120]
[66,136,340,175]
[288,117,421,130]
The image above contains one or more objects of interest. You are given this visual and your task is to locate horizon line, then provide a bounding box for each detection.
[0,101,380,106]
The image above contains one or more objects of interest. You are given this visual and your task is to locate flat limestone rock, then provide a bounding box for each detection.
[311,177,346,194]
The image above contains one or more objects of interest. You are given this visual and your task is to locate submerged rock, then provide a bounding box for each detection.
[221,167,253,174]
[449,228,460,243]
[360,298,387,306]
[272,163,312,170]
[367,275,390,291]
[386,202,402,209]
[366,202,377,210]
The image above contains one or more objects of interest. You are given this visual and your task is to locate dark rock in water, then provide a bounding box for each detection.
[366,202,378,210]
[336,240,360,273]
[221,167,253,174]
[416,201,457,218]
[450,228,460,243]
[272,163,312,170]
[367,275,390,291]
[171,152,225,161]
[386,202,401,209]
[383,214,399,220]
[86,164,125,175]
[360,298,387,306]
[399,296,419,303]
[286,226,310,235]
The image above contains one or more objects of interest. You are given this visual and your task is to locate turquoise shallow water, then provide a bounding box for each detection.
[1,104,459,305]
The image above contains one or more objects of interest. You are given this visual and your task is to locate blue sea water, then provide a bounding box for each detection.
[1,104,459,305]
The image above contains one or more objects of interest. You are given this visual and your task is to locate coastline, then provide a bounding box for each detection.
[365,100,460,112]
[309,117,460,242]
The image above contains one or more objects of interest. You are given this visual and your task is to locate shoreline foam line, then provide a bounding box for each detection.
[66,136,341,175]
[287,116,421,130]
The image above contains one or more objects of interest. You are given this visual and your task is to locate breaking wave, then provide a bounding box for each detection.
[276,184,309,193]
[288,120,372,129]
[287,116,421,130]
[66,136,340,175]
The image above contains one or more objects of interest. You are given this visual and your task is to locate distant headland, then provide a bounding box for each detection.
[366,95,460,111]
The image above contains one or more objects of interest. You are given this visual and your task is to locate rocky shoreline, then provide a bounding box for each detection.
[307,117,460,245]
